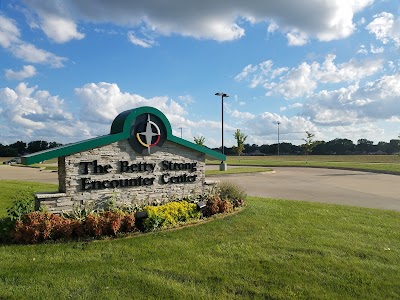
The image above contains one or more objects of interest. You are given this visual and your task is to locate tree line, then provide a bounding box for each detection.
[2,135,400,158]
[222,138,400,156]
[193,131,400,156]
[0,141,62,157]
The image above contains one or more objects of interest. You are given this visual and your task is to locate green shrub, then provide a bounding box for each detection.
[7,197,35,222]
[143,201,200,231]
[217,181,246,208]
[63,200,96,221]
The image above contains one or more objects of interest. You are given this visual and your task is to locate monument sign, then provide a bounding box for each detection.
[22,107,225,214]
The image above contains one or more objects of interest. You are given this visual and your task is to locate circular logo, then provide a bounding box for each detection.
[129,113,166,155]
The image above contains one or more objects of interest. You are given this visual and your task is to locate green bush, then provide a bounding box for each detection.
[143,201,200,231]
[7,196,35,222]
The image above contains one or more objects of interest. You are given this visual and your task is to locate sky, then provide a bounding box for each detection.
[0,0,400,149]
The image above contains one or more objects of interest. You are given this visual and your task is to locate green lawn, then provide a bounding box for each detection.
[1,186,399,299]
[207,155,400,174]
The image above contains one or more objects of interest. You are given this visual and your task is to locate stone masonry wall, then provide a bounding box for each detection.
[37,140,214,213]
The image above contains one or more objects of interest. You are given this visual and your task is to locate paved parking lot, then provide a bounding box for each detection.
[208,166,400,211]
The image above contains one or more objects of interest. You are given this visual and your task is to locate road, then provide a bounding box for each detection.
[1,165,399,211]
[0,165,58,184]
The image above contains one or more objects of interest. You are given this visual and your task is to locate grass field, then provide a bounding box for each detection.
[1,180,399,299]
[207,155,400,174]
[0,181,57,218]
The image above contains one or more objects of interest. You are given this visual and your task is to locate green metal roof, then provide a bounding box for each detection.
[21,106,225,165]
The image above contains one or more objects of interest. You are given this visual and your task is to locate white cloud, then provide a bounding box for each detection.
[0,82,219,144]
[280,103,303,112]
[244,112,318,141]
[286,30,308,46]
[302,72,400,125]
[236,54,383,99]
[234,64,258,82]
[127,31,156,48]
[178,95,195,106]
[22,0,373,44]
[370,44,384,53]
[357,44,368,54]
[0,15,20,48]
[366,12,400,46]
[267,21,278,33]
[231,109,255,120]
[10,43,66,68]
[0,83,83,141]
[74,82,187,124]
[0,15,66,67]
[235,60,274,89]
[266,62,316,99]
[315,54,383,83]
[5,65,37,80]
[41,16,85,43]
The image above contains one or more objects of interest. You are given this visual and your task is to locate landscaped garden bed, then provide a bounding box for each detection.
[0,181,246,244]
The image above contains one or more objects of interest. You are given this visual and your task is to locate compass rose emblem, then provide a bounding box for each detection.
[135,114,161,154]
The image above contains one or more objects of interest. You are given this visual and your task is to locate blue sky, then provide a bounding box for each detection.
[1,0,399,148]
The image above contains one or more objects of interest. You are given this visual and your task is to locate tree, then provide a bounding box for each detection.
[356,139,374,154]
[27,140,49,153]
[48,142,62,149]
[302,131,318,162]
[326,138,355,154]
[9,141,27,155]
[0,144,18,157]
[233,129,247,156]
[193,136,205,146]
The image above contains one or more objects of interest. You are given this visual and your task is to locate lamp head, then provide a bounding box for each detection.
[215,92,229,97]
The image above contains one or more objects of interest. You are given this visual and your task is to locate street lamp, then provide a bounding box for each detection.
[277,121,280,156]
[215,92,229,171]
[178,127,183,138]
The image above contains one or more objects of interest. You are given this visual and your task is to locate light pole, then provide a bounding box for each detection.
[178,127,183,138]
[215,92,229,171]
[277,121,280,156]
